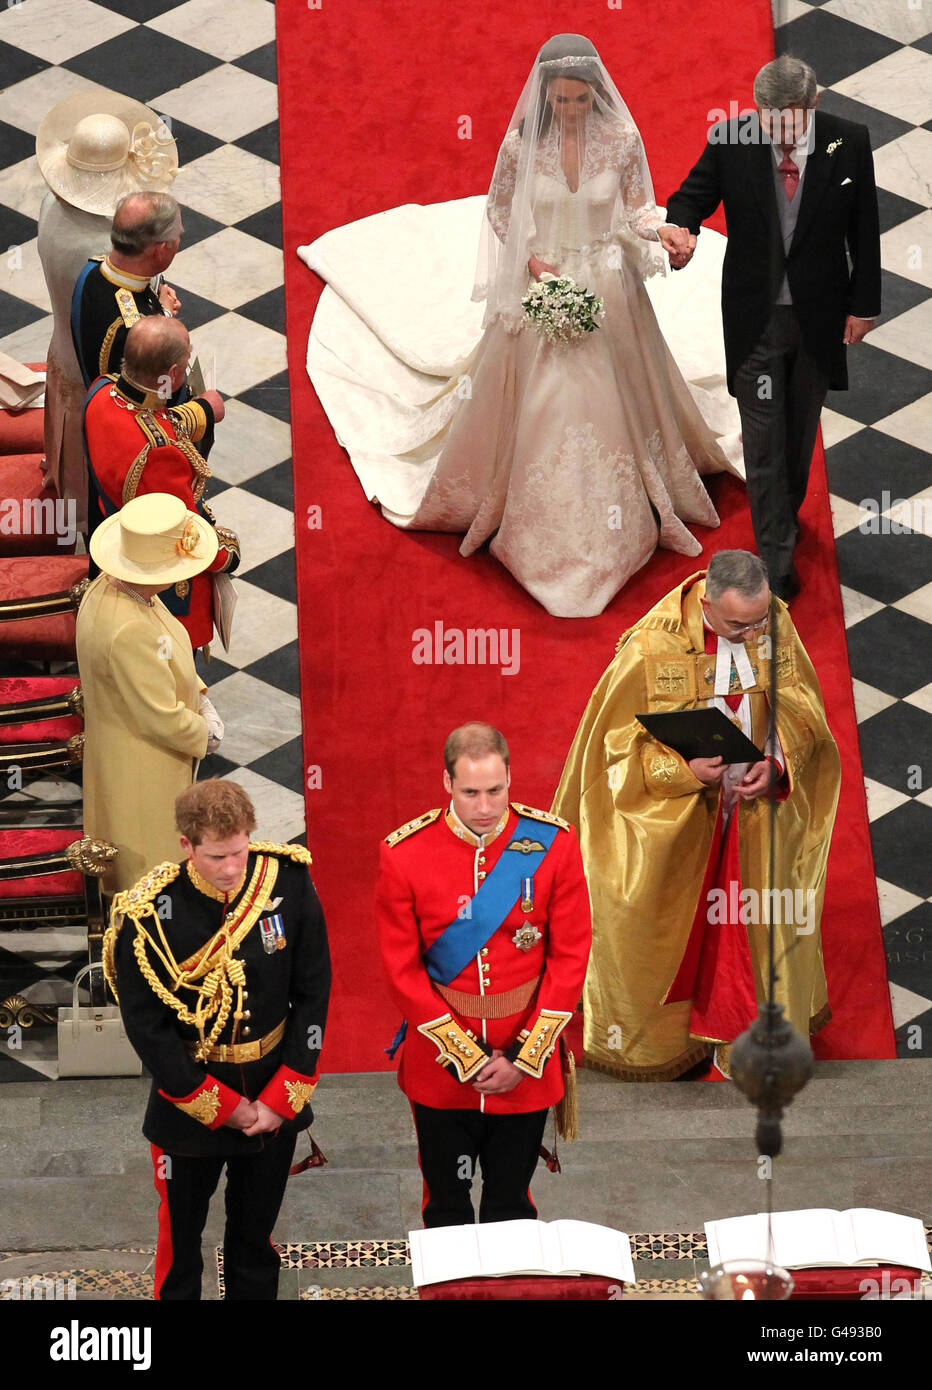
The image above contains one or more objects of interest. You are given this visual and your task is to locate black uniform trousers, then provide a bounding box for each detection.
[733,305,829,597]
[151,1129,297,1300]
[412,1102,548,1228]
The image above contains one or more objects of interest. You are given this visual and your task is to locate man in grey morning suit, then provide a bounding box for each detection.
[663,56,882,601]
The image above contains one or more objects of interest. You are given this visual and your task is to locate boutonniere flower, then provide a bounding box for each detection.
[826,138,843,156]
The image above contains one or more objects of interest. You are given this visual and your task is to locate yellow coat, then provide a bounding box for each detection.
[76,574,208,894]
[552,573,841,1080]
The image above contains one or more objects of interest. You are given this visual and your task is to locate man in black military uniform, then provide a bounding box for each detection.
[103,779,331,1301]
[71,189,209,407]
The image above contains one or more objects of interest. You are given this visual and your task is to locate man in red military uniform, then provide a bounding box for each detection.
[376,722,592,1227]
[84,314,238,653]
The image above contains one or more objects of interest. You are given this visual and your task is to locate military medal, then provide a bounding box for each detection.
[520,876,534,913]
[512,923,542,952]
[259,913,286,954]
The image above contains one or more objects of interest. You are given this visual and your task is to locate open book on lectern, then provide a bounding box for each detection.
[705,1209,931,1271]
[408,1219,636,1287]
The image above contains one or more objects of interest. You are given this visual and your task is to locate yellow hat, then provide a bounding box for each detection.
[90,494,217,586]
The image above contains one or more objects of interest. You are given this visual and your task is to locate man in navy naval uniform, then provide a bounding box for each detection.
[104,779,331,1300]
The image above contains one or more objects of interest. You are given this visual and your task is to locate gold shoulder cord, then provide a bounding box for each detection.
[104,855,279,1061]
[249,839,312,866]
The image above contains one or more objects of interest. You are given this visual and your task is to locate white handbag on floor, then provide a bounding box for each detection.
[57,962,141,1077]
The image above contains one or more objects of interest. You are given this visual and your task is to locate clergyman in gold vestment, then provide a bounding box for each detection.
[552,550,841,1080]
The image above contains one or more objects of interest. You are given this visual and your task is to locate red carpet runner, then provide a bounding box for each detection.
[277,0,895,1072]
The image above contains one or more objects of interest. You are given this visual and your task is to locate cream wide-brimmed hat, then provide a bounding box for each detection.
[36,89,178,217]
[90,494,218,586]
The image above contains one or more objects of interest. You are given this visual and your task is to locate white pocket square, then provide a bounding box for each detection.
[841,177,853,186]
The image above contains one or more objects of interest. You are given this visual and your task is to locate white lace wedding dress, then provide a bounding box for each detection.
[301,121,743,618]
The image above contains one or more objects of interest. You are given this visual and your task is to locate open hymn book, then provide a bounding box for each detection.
[409,1219,636,1287]
[705,1209,931,1271]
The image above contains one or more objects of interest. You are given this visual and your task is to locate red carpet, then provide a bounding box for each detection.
[277,0,895,1073]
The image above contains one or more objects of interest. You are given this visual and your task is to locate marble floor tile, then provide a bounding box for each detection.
[876,877,925,926]
[903,679,932,713]
[895,580,932,623]
[884,492,932,539]
[820,406,864,449]
[207,398,292,485]
[880,210,932,290]
[841,584,885,628]
[863,776,911,822]
[0,0,135,65]
[203,670,300,765]
[833,47,932,126]
[0,65,112,136]
[170,143,279,224]
[823,0,932,45]
[0,156,50,223]
[772,0,813,25]
[868,297,932,372]
[146,0,275,63]
[169,225,283,309]
[0,237,50,312]
[829,492,869,537]
[851,675,897,718]
[210,576,297,668]
[874,392,932,453]
[188,311,286,396]
[0,313,54,366]
[889,980,932,1028]
[874,130,932,216]
[208,488,294,576]
[220,766,305,844]
[153,63,278,144]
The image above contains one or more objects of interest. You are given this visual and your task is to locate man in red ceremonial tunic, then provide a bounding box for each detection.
[376,722,592,1226]
[84,314,238,653]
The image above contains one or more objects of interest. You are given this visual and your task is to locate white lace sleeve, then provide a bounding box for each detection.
[618,128,664,242]
[486,129,521,243]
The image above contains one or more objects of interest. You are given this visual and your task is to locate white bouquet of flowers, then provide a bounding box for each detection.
[522,273,605,344]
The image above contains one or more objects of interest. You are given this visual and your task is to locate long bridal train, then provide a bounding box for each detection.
[300,197,744,618]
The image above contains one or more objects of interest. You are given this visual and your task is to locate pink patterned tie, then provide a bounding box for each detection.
[778,154,800,201]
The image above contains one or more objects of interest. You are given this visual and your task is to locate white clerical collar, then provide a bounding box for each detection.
[703,615,757,696]
[445,803,509,849]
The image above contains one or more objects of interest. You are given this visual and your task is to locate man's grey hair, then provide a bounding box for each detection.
[753,55,817,111]
[110,192,180,256]
[706,550,769,602]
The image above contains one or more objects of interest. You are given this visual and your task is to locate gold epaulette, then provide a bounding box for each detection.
[385,808,442,847]
[114,286,142,329]
[510,802,570,832]
[102,860,181,999]
[249,840,312,866]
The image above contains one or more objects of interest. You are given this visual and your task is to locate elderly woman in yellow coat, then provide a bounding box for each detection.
[76,493,224,893]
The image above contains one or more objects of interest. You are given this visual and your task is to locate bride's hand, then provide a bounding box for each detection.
[528,255,559,280]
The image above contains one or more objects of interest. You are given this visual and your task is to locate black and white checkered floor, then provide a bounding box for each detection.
[0,0,928,1070]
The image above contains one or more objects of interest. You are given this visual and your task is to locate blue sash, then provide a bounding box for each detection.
[386,816,558,1056]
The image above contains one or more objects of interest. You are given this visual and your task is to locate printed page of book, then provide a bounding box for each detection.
[705,1213,774,1266]
[551,1220,636,1283]
[846,1209,932,1271]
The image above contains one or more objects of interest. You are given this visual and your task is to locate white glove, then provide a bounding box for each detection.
[199,693,224,754]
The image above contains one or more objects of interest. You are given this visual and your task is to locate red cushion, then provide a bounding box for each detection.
[789,1265,924,1300]
[0,676,81,744]
[0,454,73,556]
[0,364,45,455]
[0,555,87,661]
[417,1274,620,1300]
[0,827,84,898]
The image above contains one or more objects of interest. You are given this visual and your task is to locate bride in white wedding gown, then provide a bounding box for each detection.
[301,33,742,618]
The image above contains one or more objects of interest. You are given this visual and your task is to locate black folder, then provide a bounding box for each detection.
[637,707,764,765]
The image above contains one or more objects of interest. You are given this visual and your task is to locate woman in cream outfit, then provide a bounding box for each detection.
[303,35,742,618]
[76,494,224,893]
[36,91,177,532]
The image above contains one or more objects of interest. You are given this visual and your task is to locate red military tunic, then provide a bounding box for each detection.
[84,371,239,649]
[376,802,592,1114]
